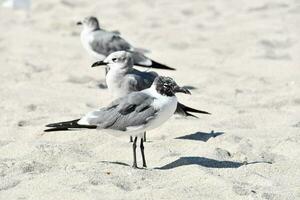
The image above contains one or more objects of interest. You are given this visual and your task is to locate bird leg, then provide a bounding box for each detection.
[132,136,138,168]
[130,136,133,142]
[143,132,146,142]
[140,138,147,168]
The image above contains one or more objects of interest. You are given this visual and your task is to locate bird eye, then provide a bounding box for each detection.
[112,58,117,62]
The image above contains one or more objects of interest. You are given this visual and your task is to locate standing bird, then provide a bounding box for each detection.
[45,76,190,168]
[91,51,211,141]
[77,16,176,75]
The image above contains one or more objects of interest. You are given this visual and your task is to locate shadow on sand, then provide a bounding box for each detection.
[175,131,224,142]
[156,156,271,170]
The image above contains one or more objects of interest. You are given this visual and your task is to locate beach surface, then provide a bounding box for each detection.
[0,0,299,199]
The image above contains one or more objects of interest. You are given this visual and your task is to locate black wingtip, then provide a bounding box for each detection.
[195,110,211,115]
[176,103,211,117]
[150,60,176,70]
[44,127,69,132]
[44,119,97,132]
[185,112,199,118]
[135,60,176,70]
[183,105,211,115]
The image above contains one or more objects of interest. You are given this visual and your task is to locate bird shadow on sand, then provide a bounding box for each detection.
[175,131,224,142]
[156,157,271,170]
[99,161,149,170]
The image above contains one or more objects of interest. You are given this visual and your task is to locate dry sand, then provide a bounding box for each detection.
[0,0,300,199]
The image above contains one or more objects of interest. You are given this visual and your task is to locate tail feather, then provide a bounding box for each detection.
[44,119,97,132]
[135,59,176,71]
[175,103,211,118]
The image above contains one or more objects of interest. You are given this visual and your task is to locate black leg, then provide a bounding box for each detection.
[140,138,147,168]
[132,137,138,168]
[130,136,133,143]
[143,132,146,142]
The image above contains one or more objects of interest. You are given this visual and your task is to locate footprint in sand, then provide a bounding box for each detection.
[214,148,232,160]
[247,3,289,12]
[26,104,37,112]
[17,120,29,127]
[0,178,20,191]
[67,75,94,84]
[25,61,49,73]
[169,42,190,50]
[257,39,292,60]
[18,160,50,174]
[181,8,194,17]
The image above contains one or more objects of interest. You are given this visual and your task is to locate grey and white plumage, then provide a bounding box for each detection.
[44,76,189,168]
[77,16,175,71]
[91,51,210,117]
[92,51,210,142]
[77,92,158,133]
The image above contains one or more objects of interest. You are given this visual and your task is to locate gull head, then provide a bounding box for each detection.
[77,16,100,31]
[91,51,134,70]
[153,76,191,96]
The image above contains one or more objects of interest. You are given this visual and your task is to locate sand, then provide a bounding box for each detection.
[0,0,299,199]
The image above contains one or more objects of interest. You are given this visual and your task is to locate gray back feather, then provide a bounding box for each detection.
[81,92,157,131]
[90,30,131,56]
[124,69,158,93]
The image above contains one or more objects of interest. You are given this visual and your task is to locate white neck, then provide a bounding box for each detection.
[106,68,128,98]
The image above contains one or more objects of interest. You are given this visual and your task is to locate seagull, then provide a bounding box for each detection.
[91,51,211,141]
[44,76,190,168]
[76,16,176,75]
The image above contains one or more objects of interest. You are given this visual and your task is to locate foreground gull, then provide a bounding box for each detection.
[44,76,190,168]
[77,16,175,73]
[91,51,211,141]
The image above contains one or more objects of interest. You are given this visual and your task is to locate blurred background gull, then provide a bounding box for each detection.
[2,0,31,10]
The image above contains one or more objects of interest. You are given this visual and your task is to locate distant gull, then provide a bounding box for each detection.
[45,76,190,168]
[77,16,175,77]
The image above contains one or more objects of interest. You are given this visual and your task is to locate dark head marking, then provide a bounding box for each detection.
[154,76,191,96]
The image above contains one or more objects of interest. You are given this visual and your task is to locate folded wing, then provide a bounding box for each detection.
[78,92,158,131]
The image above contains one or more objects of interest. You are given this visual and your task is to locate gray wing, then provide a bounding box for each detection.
[124,69,158,92]
[89,31,132,56]
[79,92,157,131]
[129,51,152,66]
[89,30,152,65]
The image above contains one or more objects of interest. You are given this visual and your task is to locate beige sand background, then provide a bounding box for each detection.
[0,0,300,199]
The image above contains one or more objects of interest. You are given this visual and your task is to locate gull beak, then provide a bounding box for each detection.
[91,60,107,67]
[76,21,82,25]
[173,86,191,95]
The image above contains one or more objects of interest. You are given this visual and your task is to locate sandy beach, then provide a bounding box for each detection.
[0,0,299,199]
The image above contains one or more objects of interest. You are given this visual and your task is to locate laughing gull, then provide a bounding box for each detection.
[91,51,210,141]
[45,76,190,168]
[76,16,175,74]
